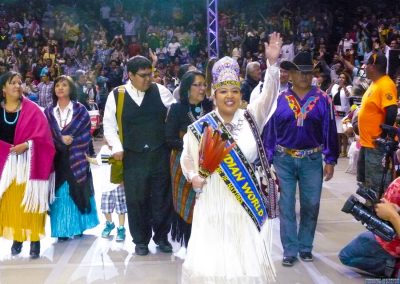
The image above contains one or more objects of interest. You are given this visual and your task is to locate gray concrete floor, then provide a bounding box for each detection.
[0,156,373,284]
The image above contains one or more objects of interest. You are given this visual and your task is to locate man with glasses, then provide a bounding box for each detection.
[263,51,339,267]
[103,56,176,256]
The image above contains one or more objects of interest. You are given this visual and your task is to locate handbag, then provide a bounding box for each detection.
[110,86,125,184]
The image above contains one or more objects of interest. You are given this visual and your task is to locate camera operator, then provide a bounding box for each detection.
[357,53,398,192]
[339,177,400,278]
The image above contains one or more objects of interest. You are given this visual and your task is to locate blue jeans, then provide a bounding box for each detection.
[339,231,396,277]
[273,151,323,257]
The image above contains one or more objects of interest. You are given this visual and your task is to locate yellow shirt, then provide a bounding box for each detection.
[358,75,397,148]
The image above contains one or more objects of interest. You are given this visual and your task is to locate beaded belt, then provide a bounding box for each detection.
[276,145,322,158]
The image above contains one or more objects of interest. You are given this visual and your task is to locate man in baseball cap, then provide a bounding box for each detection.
[357,53,397,192]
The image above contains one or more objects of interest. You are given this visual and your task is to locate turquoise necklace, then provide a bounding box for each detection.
[2,102,21,125]
[3,109,19,125]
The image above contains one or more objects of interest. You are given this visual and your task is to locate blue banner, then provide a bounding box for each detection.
[190,112,268,230]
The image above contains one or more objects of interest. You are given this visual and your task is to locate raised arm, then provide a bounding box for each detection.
[247,32,282,130]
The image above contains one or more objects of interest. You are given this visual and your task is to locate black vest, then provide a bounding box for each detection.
[114,84,168,152]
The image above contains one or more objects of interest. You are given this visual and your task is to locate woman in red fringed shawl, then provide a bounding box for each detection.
[0,72,55,259]
[44,75,99,241]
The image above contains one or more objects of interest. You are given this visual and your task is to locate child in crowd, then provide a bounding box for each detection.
[343,104,360,174]
[88,144,127,241]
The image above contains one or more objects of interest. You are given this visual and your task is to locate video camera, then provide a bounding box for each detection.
[341,124,400,242]
[375,124,399,156]
[342,183,396,242]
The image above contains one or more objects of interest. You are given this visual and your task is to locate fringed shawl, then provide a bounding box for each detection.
[0,98,55,213]
[45,101,91,185]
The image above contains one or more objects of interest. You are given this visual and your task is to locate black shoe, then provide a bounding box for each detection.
[30,241,40,259]
[11,241,23,256]
[282,256,297,267]
[58,237,70,242]
[299,252,313,262]
[135,244,149,256]
[157,240,173,253]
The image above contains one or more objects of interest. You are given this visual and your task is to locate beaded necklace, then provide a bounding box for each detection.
[56,108,71,129]
[1,101,21,125]
[188,104,204,123]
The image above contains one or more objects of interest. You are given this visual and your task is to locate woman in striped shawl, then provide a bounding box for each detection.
[44,75,99,240]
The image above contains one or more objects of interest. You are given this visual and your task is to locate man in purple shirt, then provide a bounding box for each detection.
[263,51,339,267]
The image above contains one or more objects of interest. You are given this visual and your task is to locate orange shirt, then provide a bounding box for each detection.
[358,75,397,148]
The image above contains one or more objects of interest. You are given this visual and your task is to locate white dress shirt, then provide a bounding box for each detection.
[103,81,176,154]
[53,101,73,130]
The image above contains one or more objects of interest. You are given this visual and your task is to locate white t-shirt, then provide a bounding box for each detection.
[100,5,111,19]
[281,43,295,62]
[168,42,181,56]
[340,38,354,52]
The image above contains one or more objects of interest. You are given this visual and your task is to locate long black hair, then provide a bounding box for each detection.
[179,70,213,112]
[51,75,77,107]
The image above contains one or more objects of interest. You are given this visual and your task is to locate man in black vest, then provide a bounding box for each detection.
[103,56,176,255]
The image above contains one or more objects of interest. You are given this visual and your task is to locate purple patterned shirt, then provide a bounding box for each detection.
[37,81,54,108]
[263,87,339,164]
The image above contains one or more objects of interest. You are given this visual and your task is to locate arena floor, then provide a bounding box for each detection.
[0,156,372,284]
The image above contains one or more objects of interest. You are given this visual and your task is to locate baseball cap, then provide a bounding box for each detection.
[367,53,387,68]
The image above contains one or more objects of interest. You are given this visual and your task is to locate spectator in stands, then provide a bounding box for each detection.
[37,70,54,108]
[328,72,352,157]
[75,70,89,108]
[105,59,123,90]
[240,61,261,103]
[172,63,196,101]
[127,36,141,58]
[167,36,181,63]
[22,71,38,102]
[92,41,112,67]
[62,57,78,77]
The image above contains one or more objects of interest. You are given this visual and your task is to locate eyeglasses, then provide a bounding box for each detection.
[191,83,207,88]
[135,72,153,78]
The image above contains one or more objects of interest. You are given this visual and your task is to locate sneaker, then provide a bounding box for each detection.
[115,226,126,242]
[101,221,115,238]
[282,256,297,267]
[299,252,313,262]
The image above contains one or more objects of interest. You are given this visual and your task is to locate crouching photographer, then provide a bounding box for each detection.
[339,178,400,278]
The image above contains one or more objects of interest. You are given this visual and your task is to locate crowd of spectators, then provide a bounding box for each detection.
[0,0,399,112]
